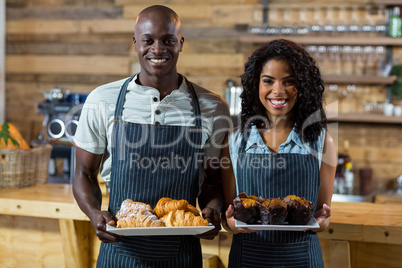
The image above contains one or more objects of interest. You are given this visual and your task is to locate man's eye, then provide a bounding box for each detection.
[165,39,175,45]
[143,39,152,44]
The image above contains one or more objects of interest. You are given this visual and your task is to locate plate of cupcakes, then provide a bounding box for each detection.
[233,192,320,231]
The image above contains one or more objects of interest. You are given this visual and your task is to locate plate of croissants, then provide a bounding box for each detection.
[233,192,320,231]
[106,197,214,236]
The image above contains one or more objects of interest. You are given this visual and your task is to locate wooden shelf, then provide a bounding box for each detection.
[375,0,402,5]
[238,35,402,46]
[328,113,402,124]
[323,75,397,85]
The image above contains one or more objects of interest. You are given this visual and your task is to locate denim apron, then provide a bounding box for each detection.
[228,136,324,268]
[97,75,203,268]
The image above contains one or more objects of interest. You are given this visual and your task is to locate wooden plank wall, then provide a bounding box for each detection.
[4,0,402,191]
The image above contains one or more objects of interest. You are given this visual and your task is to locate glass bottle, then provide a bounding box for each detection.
[266,6,280,35]
[362,4,375,36]
[336,6,348,35]
[280,7,295,35]
[311,6,324,35]
[389,6,402,38]
[296,7,310,35]
[342,46,354,75]
[364,46,377,76]
[375,46,387,76]
[324,6,336,35]
[318,46,328,74]
[375,5,387,36]
[353,46,365,75]
[343,140,354,195]
[349,5,363,35]
[335,153,345,194]
[329,46,342,75]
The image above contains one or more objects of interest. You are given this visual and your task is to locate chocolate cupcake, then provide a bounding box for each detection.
[233,192,260,224]
[283,195,315,225]
[259,198,288,225]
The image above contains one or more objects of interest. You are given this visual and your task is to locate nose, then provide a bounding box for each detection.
[272,82,284,95]
[151,41,167,54]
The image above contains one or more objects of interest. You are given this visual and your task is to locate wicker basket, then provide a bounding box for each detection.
[0,144,53,188]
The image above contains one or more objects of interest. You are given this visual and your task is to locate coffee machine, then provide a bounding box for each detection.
[37,88,88,183]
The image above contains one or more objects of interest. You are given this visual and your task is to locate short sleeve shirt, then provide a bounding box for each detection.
[74,74,231,186]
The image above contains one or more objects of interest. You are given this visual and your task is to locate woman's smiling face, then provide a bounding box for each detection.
[258,59,298,122]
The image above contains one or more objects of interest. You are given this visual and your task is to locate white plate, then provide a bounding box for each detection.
[235,217,319,231]
[106,224,215,236]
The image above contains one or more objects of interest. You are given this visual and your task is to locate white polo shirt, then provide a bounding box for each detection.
[74,74,231,186]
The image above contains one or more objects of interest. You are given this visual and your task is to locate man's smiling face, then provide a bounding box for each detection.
[133,12,184,79]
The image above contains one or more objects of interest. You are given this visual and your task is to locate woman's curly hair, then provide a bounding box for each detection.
[240,39,327,143]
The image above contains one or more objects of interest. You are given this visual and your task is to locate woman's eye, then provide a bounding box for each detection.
[263,79,273,85]
[284,80,296,85]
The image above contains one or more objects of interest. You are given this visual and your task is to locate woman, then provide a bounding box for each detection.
[221,39,337,267]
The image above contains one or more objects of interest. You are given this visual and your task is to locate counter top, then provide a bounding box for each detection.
[375,190,402,204]
[1,184,402,268]
[0,184,401,225]
[0,183,108,221]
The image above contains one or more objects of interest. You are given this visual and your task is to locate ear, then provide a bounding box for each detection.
[132,35,137,51]
[179,36,184,52]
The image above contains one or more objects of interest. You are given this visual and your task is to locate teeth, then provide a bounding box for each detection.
[271,99,286,105]
[150,59,166,63]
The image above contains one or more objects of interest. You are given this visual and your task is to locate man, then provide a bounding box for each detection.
[73,5,231,268]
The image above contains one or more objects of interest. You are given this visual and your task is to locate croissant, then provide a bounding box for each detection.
[117,208,165,228]
[154,197,189,218]
[115,199,154,220]
[161,210,209,227]
[115,199,165,228]
[185,204,201,217]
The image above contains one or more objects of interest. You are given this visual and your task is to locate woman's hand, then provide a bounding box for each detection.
[311,203,331,233]
[223,204,259,234]
[90,210,122,243]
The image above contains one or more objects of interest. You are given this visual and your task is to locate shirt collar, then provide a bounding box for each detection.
[244,125,304,151]
[128,73,188,96]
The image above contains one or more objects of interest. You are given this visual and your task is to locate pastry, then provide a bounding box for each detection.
[259,198,288,225]
[282,195,315,225]
[161,210,209,226]
[185,204,201,217]
[115,199,165,228]
[115,199,153,220]
[154,197,189,218]
[233,192,260,224]
[117,208,165,228]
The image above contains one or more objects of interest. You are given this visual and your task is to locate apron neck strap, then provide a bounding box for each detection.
[114,74,202,128]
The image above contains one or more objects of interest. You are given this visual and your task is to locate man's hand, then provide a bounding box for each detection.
[90,210,122,243]
[195,207,221,240]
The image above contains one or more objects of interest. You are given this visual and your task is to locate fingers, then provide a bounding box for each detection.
[323,203,331,217]
[92,211,122,243]
[225,204,234,218]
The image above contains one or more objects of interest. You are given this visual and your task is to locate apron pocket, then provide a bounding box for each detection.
[242,239,309,268]
[114,235,180,261]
